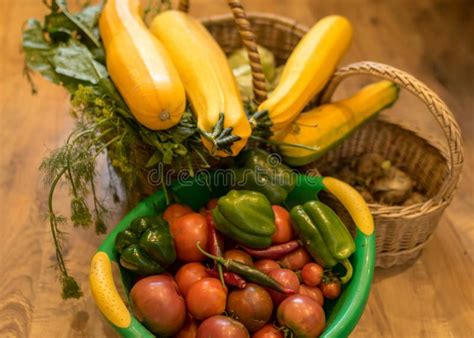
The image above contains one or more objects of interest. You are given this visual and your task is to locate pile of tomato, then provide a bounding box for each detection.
[128,200,343,338]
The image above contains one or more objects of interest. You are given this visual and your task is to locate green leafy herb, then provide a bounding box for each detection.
[24,0,206,299]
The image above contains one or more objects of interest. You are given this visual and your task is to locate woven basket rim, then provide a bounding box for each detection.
[201,11,310,33]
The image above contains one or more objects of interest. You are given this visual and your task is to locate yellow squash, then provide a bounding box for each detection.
[99,0,186,130]
[279,80,399,166]
[150,10,251,157]
[254,15,353,134]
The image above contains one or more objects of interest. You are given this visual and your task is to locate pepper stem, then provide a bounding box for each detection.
[217,263,225,289]
[339,258,353,284]
[197,242,228,267]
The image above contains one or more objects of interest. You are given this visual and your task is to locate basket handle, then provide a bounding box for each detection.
[177,0,268,104]
[319,61,463,202]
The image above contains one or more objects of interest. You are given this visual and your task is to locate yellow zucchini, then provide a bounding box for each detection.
[279,80,399,166]
[150,10,251,157]
[99,0,186,130]
[254,15,353,134]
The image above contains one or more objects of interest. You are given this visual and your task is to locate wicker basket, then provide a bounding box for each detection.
[122,3,463,267]
[201,14,463,267]
[305,62,464,267]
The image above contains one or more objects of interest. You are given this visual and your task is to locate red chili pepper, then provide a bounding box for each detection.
[205,268,247,289]
[240,240,300,260]
[207,210,224,257]
[206,210,226,288]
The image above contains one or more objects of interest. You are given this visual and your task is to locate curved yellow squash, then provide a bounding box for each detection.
[150,10,251,157]
[280,80,399,166]
[99,0,186,130]
[257,15,353,134]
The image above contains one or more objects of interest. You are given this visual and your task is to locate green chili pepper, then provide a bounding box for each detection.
[290,201,355,284]
[197,243,295,294]
[115,215,176,276]
[231,149,296,204]
[212,190,275,249]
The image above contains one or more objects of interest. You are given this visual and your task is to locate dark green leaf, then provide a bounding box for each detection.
[52,40,107,83]
[22,19,61,85]
[54,0,100,47]
[45,12,76,41]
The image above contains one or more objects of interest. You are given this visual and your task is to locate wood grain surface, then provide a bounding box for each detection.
[1,0,473,337]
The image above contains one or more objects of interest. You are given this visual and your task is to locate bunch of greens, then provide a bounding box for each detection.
[22,0,204,299]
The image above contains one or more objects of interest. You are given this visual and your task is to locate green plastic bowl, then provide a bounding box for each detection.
[90,173,375,337]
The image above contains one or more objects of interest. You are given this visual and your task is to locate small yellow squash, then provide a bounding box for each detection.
[99,0,186,130]
[254,15,353,134]
[150,10,251,157]
[279,80,399,166]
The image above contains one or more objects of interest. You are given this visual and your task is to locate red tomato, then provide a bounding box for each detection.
[197,315,250,338]
[277,295,325,337]
[299,284,324,306]
[186,278,227,320]
[227,283,273,332]
[252,324,284,338]
[271,206,294,244]
[130,275,186,336]
[224,249,254,266]
[163,203,193,223]
[175,314,199,338]
[321,279,341,300]
[278,247,311,270]
[170,213,208,262]
[301,262,324,287]
[175,262,209,297]
[254,259,280,274]
[207,198,219,210]
[267,269,300,306]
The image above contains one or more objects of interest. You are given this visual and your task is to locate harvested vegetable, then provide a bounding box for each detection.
[240,241,300,260]
[231,149,297,204]
[115,215,176,275]
[186,277,227,320]
[130,275,186,336]
[277,295,326,337]
[99,0,186,130]
[197,315,250,338]
[332,152,426,205]
[252,16,353,135]
[169,213,209,262]
[197,243,295,294]
[279,80,400,166]
[266,269,300,306]
[212,190,275,249]
[205,268,247,289]
[227,283,274,332]
[150,10,251,156]
[271,205,294,244]
[224,249,254,267]
[290,201,355,283]
[175,262,210,297]
[278,247,312,271]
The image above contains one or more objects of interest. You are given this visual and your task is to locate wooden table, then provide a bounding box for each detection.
[1,0,473,337]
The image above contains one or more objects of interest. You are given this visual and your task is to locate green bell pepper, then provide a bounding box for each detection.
[115,215,176,275]
[213,190,275,249]
[231,149,296,204]
[290,200,355,284]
